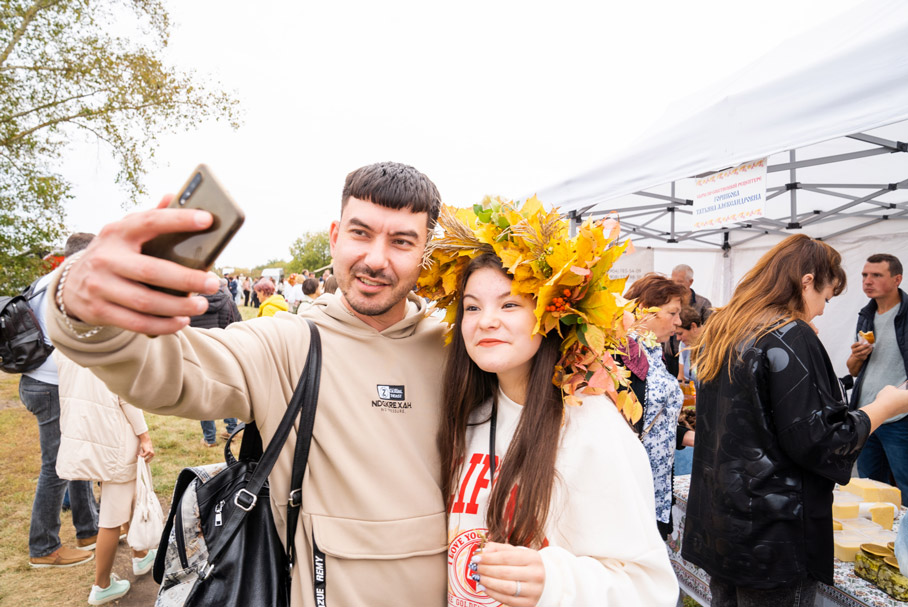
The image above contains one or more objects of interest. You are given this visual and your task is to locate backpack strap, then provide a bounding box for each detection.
[202,320,322,576]
[285,320,322,573]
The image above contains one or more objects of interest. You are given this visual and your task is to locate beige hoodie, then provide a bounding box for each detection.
[47,283,448,607]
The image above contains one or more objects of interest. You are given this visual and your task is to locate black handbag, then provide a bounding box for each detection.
[153,320,322,606]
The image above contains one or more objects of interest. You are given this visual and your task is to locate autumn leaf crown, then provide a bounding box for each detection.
[416,196,642,421]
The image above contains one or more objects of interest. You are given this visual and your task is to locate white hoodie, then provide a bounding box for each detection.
[447,390,679,607]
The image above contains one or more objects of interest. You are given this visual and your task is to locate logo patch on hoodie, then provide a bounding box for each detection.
[376,385,405,400]
[373,385,412,412]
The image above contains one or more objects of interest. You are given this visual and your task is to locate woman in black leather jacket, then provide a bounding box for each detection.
[682,234,908,607]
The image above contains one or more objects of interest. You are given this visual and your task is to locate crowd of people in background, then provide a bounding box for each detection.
[222,269,334,313]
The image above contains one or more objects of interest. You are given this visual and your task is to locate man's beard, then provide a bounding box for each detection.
[337,263,415,317]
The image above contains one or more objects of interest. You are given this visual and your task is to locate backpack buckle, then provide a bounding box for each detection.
[234,488,258,511]
[288,488,302,508]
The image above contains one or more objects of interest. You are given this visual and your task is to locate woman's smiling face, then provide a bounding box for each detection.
[460,267,542,393]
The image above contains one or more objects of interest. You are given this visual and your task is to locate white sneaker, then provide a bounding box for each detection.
[88,573,130,605]
[132,548,157,576]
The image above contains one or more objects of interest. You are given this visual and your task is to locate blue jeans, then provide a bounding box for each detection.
[20,376,99,557]
[675,446,693,476]
[200,418,238,444]
[709,575,818,607]
[857,415,908,506]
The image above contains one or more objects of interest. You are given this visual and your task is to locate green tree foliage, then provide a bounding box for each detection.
[0,0,240,293]
[287,231,331,274]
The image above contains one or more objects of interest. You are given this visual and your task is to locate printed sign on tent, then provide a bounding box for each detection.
[692,158,767,231]
[609,247,654,288]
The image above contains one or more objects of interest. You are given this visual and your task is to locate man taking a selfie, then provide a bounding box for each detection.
[46,162,447,607]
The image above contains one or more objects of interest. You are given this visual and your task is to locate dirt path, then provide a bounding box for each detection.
[0,372,21,411]
[116,547,163,606]
[111,496,174,606]
[0,398,21,411]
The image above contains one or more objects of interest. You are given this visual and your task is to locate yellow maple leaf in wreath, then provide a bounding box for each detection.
[616,390,643,424]
[497,246,523,273]
[582,290,624,333]
[580,324,606,353]
[418,196,642,421]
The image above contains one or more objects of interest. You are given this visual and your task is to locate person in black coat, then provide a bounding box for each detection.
[190,276,242,445]
[682,235,908,607]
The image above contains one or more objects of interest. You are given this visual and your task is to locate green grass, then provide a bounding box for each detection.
[0,402,230,606]
[0,371,20,405]
[238,304,258,321]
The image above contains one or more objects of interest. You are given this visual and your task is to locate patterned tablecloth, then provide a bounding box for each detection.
[669,475,907,607]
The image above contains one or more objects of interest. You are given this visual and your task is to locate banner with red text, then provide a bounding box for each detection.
[692,158,767,231]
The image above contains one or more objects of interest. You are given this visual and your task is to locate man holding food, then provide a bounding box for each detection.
[847,253,908,505]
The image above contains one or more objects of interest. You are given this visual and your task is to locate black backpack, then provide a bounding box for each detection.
[0,278,55,374]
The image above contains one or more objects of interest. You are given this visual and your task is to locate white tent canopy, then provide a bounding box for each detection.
[535,0,908,376]
[537,0,908,248]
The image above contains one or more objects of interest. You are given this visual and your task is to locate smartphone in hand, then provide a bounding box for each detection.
[141,164,245,296]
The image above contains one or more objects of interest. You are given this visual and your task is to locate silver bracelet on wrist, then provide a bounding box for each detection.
[55,251,104,339]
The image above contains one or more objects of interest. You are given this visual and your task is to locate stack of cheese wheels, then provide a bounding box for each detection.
[833,479,901,562]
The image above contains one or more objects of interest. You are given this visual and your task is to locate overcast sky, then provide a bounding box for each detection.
[59,0,861,269]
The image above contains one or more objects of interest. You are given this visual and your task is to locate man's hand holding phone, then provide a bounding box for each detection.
[59,197,222,336]
[59,165,244,336]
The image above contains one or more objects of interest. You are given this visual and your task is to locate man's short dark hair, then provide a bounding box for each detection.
[679,306,702,330]
[868,253,903,277]
[302,277,319,296]
[342,161,441,228]
[64,232,95,257]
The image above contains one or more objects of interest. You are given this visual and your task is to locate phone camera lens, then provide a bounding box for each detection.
[179,172,203,206]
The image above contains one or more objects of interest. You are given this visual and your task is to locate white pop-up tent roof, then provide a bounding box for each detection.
[537,0,908,251]
[535,0,908,377]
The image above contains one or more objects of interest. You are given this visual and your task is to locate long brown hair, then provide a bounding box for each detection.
[692,234,846,383]
[439,254,563,547]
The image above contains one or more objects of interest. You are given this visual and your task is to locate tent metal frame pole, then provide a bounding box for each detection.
[789,150,799,228]
[748,216,789,228]
[847,133,905,151]
[588,201,684,215]
[636,190,692,205]
[638,210,669,230]
[797,182,894,189]
[820,208,908,240]
[799,185,895,209]
[768,147,893,173]
[728,231,775,247]
[620,223,673,242]
[801,187,893,226]
[614,208,672,221]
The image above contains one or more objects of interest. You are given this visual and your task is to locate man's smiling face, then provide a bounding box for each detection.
[329,196,428,331]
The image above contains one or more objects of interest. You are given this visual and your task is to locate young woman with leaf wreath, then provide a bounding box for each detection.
[417,198,678,607]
